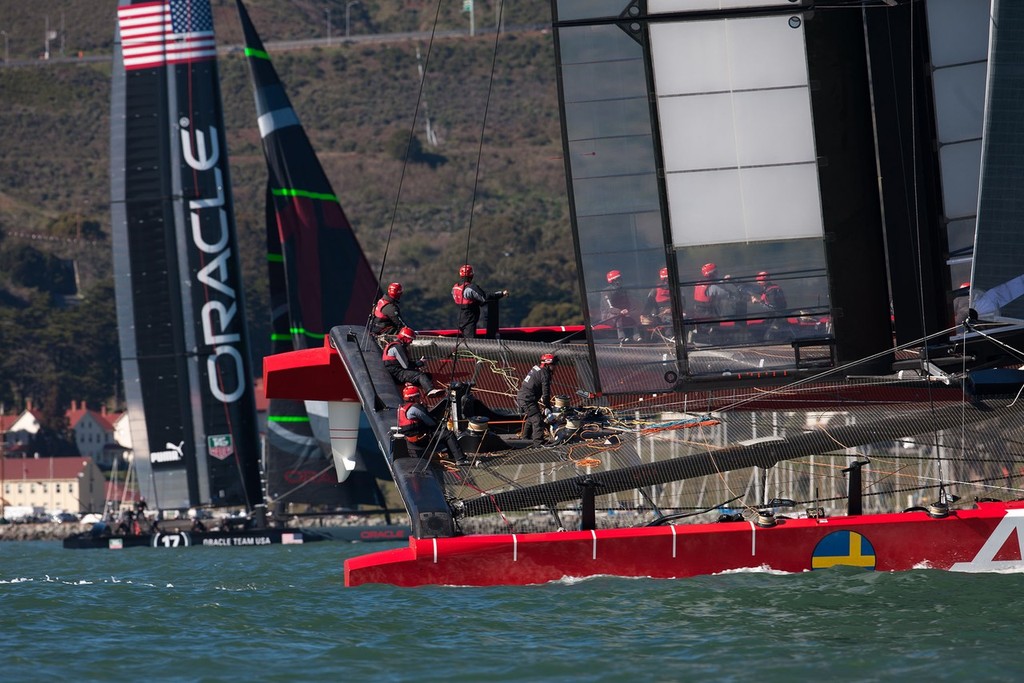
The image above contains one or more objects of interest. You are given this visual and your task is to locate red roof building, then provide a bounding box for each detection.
[1,456,106,516]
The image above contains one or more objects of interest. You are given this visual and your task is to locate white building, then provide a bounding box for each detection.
[1,456,106,516]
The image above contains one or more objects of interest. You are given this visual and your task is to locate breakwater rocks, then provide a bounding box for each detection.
[0,523,87,542]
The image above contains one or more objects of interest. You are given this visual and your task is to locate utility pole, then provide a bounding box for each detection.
[463,0,474,37]
[346,1,360,39]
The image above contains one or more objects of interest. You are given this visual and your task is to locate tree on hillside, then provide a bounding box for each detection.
[0,244,77,295]
[386,128,424,163]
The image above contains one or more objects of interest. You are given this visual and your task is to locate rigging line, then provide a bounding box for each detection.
[442,0,509,384]
[900,0,950,451]
[716,324,963,413]
[460,0,507,269]
[370,0,445,322]
[902,0,929,354]
[262,462,336,506]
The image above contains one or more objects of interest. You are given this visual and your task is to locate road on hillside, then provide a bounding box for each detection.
[0,23,550,68]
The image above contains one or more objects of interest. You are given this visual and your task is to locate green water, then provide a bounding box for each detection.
[1,541,1020,682]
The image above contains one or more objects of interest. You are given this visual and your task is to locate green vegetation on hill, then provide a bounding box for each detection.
[0,1,579,433]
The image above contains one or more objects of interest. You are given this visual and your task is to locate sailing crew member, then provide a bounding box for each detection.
[451,264,508,338]
[516,352,557,446]
[603,270,640,343]
[691,263,735,343]
[692,263,731,319]
[753,271,788,311]
[642,266,673,325]
[382,327,444,397]
[372,282,407,336]
[397,384,467,464]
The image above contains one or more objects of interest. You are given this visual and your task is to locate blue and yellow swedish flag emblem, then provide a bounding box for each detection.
[811,531,877,570]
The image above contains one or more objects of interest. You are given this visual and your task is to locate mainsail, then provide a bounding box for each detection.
[110,0,261,510]
[236,0,385,508]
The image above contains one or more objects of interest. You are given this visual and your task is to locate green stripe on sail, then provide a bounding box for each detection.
[244,46,270,60]
[268,415,311,423]
[270,330,325,341]
[267,253,284,263]
[291,326,325,340]
[271,187,339,203]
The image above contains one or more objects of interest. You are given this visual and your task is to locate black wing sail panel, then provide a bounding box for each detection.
[237,0,377,332]
[237,0,383,507]
[112,0,261,510]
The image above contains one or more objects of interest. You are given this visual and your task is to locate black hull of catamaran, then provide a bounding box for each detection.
[62,525,411,549]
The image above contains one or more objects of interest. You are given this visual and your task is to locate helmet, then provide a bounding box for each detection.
[540,353,558,366]
[606,270,622,284]
[659,267,668,280]
[459,264,474,279]
[756,271,769,283]
[701,263,717,278]
[387,282,403,299]
[402,385,421,401]
[397,327,416,342]
[959,281,971,289]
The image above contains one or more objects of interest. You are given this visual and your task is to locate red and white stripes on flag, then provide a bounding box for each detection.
[117,0,216,71]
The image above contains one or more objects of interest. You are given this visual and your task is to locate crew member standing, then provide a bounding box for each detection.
[451,264,508,338]
[372,282,407,336]
[382,327,444,397]
[396,385,467,464]
[516,353,557,446]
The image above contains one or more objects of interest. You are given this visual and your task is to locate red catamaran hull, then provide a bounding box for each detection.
[345,501,1024,586]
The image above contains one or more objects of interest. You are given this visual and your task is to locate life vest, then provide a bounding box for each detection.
[693,283,716,317]
[382,340,402,364]
[760,284,786,310]
[397,402,424,442]
[452,281,471,306]
[374,296,392,321]
[655,285,670,304]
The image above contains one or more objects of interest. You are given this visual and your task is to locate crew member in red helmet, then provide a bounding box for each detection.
[382,327,444,397]
[516,353,558,446]
[692,263,731,318]
[753,271,787,311]
[371,282,407,336]
[642,266,674,325]
[451,264,508,338]
[602,269,640,343]
[397,385,467,464]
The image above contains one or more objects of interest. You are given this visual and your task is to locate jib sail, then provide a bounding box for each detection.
[237,0,386,508]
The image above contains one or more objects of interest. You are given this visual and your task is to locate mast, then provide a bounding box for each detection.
[111,0,261,511]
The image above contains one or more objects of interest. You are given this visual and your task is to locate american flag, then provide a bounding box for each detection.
[117,0,217,71]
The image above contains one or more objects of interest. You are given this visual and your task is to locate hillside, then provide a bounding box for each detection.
[0,1,578,418]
